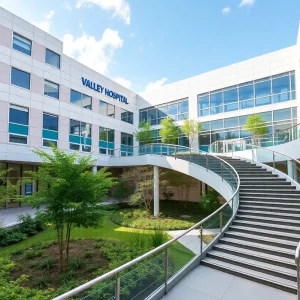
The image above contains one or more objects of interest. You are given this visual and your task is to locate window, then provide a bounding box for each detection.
[69,120,92,152]
[239,83,254,101]
[45,49,60,69]
[148,108,158,125]
[121,109,134,124]
[70,90,92,110]
[121,132,133,156]
[9,105,29,144]
[99,100,115,117]
[178,100,188,120]
[255,79,271,106]
[44,80,59,99]
[223,87,238,104]
[99,127,115,155]
[13,33,31,56]
[11,67,30,90]
[210,91,223,107]
[43,113,58,147]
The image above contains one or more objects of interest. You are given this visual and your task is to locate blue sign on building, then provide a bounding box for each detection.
[81,77,128,104]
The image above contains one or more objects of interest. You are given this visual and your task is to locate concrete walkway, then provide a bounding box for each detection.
[167,229,220,254]
[163,266,296,300]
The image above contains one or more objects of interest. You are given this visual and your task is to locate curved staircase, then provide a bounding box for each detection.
[201,157,300,294]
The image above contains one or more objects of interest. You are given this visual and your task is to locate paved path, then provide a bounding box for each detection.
[0,199,121,228]
[163,266,296,300]
[167,229,220,254]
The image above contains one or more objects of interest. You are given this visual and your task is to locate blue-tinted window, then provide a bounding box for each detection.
[45,49,60,69]
[43,113,58,131]
[13,33,31,56]
[239,115,248,126]
[121,132,133,146]
[168,103,177,115]
[71,90,81,106]
[121,109,134,124]
[211,120,223,130]
[224,103,238,112]
[272,76,289,94]
[239,84,254,101]
[224,130,239,140]
[210,106,223,115]
[148,108,157,125]
[11,68,30,89]
[224,117,238,128]
[81,122,91,138]
[224,88,238,104]
[273,93,290,103]
[291,74,295,91]
[201,122,210,131]
[198,94,209,109]
[9,106,28,125]
[44,80,59,99]
[158,106,167,119]
[178,100,188,114]
[210,91,223,106]
[260,112,272,122]
[255,80,271,98]
[273,108,291,122]
[240,100,254,109]
[256,96,271,106]
[199,109,209,117]
[70,119,80,135]
[82,94,92,110]
[140,110,148,122]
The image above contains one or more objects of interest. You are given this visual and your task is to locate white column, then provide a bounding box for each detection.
[154,165,159,217]
[201,181,206,196]
[287,160,296,180]
[93,165,97,174]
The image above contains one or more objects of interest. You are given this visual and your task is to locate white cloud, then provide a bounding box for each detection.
[76,0,131,25]
[145,78,168,92]
[63,28,123,74]
[114,77,132,89]
[222,7,231,14]
[32,10,55,33]
[239,0,255,8]
[62,2,72,10]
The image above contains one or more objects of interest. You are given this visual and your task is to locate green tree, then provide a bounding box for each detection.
[180,120,202,148]
[0,163,21,208]
[244,114,268,145]
[28,146,116,272]
[113,180,131,202]
[134,121,154,144]
[159,118,179,144]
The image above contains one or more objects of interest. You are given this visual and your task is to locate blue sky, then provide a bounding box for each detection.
[1,0,300,93]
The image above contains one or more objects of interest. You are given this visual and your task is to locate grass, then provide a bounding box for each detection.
[111,200,207,230]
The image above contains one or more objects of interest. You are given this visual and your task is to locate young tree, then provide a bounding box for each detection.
[134,121,154,144]
[0,163,21,208]
[244,114,268,145]
[28,146,116,272]
[121,166,167,214]
[159,118,179,144]
[180,120,202,148]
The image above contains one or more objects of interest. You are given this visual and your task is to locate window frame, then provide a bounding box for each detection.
[9,104,29,145]
[11,67,31,90]
[12,32,32,56]
[44,79,60,99]
[45,48,61,69]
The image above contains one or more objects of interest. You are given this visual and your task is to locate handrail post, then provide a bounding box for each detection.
[221,163,224,181]
[251,149,254,162]
[164,248,168,294]
[115,275,120,300]
[189,148,192,163]
[206,153,208,171]
[200,226,203,255]
[220,211,223,233]
[272,151,275,170]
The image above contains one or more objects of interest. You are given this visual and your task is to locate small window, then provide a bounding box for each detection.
[45,49,60,69]
[43,140,57,147]
[9,105,29,144]
[11,67,30,90]
[99,100,115,117]
[70,90,91,110]
[121,109,134,124]
[43,113,58,131]
[44,80,59,99]
[9,134,27,144]
[13,33,32,56]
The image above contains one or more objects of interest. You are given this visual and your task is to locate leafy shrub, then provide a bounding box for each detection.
[59,270,76,285]
[69,258,84,271]
[38,258,56,270]
[0,228,27,246]
[34,276,50,288]
[113,180,131,201]
[18,214,38,236]
[163,190,174,201]
[84,249,94,259]
[199,189,221,215]
[149,230,168,248]
[24,249,44,259]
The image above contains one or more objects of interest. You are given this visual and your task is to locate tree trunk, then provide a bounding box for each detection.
[65,223,71,271]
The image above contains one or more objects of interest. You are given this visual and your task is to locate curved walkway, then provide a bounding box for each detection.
[162,266,295,300]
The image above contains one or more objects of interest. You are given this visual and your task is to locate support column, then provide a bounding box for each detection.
[93,165,97,175]
[154,166,159,217]
[201,181,206,196]
[287,160,297,180]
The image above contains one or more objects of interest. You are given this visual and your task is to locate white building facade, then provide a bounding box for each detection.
[0,7,299,200]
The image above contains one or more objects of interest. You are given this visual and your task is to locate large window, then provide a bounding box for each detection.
[197,71,296,117]
[99,100,115,117]
[121,109,133,124]
[44,80,59,99]
[70,90,92,110]
[99,127,114,155]
[198,107,297,151]
[139,98,188,124]
[45,49,60,69]
[13,33,32,56]
[69,120,92,152]
[121,133,133,156]
[43,113,58,147]
[11,67,30,90]
[9,105,29,144]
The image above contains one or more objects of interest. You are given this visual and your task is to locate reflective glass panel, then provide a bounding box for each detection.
[273,93,290,103]
[224,103,238,112]
[256,96,271,106]
[158,106,167,119]
[43,113,58,131]
[255,80,271,98]
[168,103,177,115]
[199,109,209,117]
[239,100,254,109]
[45,49,60,69]
[11,68,30,90]
[13,33,31,56]
[272,76,290,94]
[70,90,82,106]
[239,84,254,101]
[82,94,92,110]
[211,119,223,130]
[291,74,295,90]
[260,111,272,122]
[9,135,27,144]
[210,106,223,115]
[70,119,80,135]
[198,94,209,109]
[199,134,210,145]
[224,117,238,128]
[107,129,114,142]
[99,101,107,115]
[44,80,59,99]
[99,127,107,141]
[107,103,115,117]
[178,100,188,113]
[210,91,223,106]
[273,108,291,122]
[81,122,91,138]
[224,130,239,140]
[9,106,28,125]
[224,88,238,104]
[148,108,158,125]
[140,110,148,121]
[201,122,210,131]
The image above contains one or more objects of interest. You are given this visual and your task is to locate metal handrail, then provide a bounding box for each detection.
[53,144,240,300]
[296,241,300,300]
[209,122,300,150]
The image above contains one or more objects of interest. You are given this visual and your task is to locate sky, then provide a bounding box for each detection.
[0,0,300,93]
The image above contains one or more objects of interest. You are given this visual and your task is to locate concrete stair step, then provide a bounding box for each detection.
[239,192,300,198]
[239,200,300,208]
[224,231,298,250]
[229,225,300,242]
[239,196,300,203]
[238,209,300,220]
[240,185,295,189]
[240,189,300,194]
[240,181,290,185]
[235,214,300,227]
[206,251,297,280]
[239,204,300,213]
[201,258,297,294]
[232,219,300,234]
[219,237,295,259]
[212,244,296,270]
